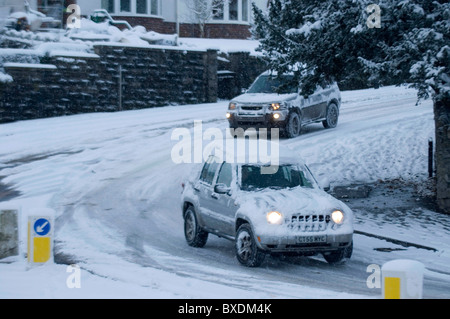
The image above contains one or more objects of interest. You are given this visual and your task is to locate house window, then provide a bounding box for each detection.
[101,0,114,13]
[150,0,159,15]
[120,0,131,12]
[212,0,250,22]
[212,0,224,20]
[136,0,147,14]
[242,0,249,21]
[229,0,238,20]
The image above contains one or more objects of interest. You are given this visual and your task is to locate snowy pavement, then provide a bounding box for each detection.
[0,85,449,299]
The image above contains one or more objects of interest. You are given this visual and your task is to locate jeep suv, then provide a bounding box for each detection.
[181,146,353,267]
[226,71,341,138]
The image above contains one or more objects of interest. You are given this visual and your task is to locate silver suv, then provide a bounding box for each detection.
[181,147,353,267]
[226,71,341,138]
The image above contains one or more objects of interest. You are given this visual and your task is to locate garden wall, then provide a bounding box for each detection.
[0,44,218,123]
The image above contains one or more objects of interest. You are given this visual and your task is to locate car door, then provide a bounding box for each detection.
[317,84,338,119]
[315,85,333,120]
[301,86,327,121]
[194,156,221,230]
[300,94,315,122]
[209,162,238,236]
[198,162,237,236]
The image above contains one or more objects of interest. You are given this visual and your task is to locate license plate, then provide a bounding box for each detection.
[296,235,326,244]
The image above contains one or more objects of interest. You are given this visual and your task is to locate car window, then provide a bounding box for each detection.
[200,162,211,182]
[247,75,297,94]
[200,157,220,185]
[216,163,232,187]
[205,162,219,184]
[240,164,314,190]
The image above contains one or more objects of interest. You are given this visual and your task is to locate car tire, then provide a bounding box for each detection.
[285,111,302,138]
[344,240,353,258]
[235,223,265,267]
[184,206,208,248]
[323,241,352,264]
[323,103,339,129]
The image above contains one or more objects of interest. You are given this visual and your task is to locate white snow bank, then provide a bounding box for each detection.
[286,20,322,38]
[0,72,13,83]
[34,42,92,56]
[178,37,261,56]
[66,18,176,47]
[0,257,367,299]
[3,17,259,56]
[3,62,56,69]
[7,11,43,31]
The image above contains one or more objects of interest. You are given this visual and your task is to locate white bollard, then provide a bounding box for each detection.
[381,259,425,299]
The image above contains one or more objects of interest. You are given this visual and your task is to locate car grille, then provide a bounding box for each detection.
[288,214,330,232]
[240,105,264,111]
[237,117,265,124]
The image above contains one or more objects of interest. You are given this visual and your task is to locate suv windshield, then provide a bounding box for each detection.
[247,75,297,94]
[240,165,314,191]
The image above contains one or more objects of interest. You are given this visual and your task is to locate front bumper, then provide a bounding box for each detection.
[227,110,288,130]
[256,232,353,254]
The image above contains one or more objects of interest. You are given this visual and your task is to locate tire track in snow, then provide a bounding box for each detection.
[283,95,433,185]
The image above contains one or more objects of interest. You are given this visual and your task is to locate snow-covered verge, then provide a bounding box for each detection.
[0,20,260,84]
[0,85,449,299]
[1,18,261,56]
[0,256,365,299]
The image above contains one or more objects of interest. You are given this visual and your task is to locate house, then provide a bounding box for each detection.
[73,0,268,39]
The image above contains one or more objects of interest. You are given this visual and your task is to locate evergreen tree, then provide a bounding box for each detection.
[252,0,450,213]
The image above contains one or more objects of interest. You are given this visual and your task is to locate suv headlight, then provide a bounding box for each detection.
[267,211,283,225]
[270,103,281,111]
[270,102,286,111]
[229,102,237,110]
[331,210,344,224]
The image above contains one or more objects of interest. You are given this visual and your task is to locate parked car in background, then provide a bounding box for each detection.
[181,144,353,267]
[226,71,341,138]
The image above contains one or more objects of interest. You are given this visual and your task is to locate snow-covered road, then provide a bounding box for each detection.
[1,85,449,298]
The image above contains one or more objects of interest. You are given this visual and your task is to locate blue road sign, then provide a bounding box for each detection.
[34,218,51,236]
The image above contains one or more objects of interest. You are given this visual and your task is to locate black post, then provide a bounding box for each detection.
[428,138,433,178]
[118,65,122,111]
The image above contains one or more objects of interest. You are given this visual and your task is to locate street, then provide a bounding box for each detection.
[1,85,449,298]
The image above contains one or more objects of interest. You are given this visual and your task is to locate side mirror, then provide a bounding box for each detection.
[214,183,231,195]
[318,177,331,192]
[241,88,248,94]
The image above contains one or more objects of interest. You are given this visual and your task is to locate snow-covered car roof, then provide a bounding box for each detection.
[208,139,307,167]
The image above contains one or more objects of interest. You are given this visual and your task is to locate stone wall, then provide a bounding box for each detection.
[0,45,218,123]
[0,210,19,260]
